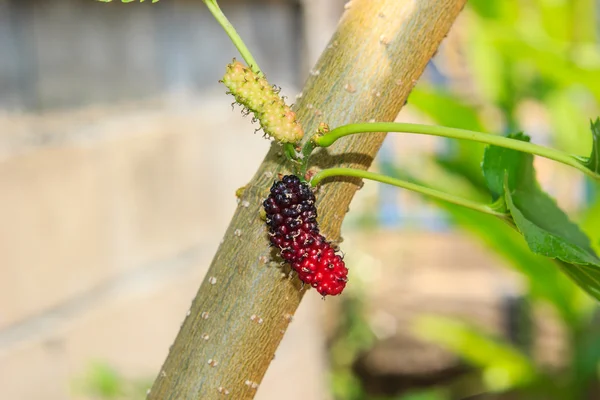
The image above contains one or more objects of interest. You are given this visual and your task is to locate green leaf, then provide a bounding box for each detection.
[583,118,600,173]
[482,132,530,200]
[581,192,600,254]
[506,191,600,301]
[506,187,598,265]
[482,133,600,301]
[555,261,600,301]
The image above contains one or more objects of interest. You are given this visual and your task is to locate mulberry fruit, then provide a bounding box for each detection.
[263,175,348,296]
[221,61,304,144]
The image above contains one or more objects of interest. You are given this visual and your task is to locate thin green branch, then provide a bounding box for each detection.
[313,122,600,180]
[284,143,300,168]
[203,0,262,76]
[310,168,510,220]
[299,140,316,175]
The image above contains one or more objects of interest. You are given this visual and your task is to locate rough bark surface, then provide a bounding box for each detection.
[148,1,467,399]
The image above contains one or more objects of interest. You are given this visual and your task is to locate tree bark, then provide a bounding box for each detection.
[148,1,467,399]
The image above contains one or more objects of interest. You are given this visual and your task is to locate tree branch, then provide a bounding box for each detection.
[148,1,467,399]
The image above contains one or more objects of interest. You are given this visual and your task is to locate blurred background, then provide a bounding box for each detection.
[1,0,600,399]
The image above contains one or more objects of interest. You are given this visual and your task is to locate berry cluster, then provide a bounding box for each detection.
[221,61,304,144]
[263,175,348,296]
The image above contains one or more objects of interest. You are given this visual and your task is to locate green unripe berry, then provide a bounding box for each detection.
[221,61,304,144]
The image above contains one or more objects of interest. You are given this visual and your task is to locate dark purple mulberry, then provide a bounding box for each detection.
[263,175,348,296]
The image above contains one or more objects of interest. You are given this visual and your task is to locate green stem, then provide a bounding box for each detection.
[314,122,599,180]
[284,143,300,168]
[310,168,510,219]
[300,140,316,175]
[203,0,262,76]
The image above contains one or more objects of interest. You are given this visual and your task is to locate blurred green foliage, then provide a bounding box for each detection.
[73,361,151,400]
[414,316,537,392]
[330,289,378,400]
[407,0,600,398]
[331,0,600,399]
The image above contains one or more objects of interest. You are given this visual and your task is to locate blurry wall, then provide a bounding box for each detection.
[0,0,304,111]
[0,0,345,399]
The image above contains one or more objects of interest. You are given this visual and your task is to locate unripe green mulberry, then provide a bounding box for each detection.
[221,61,304,144]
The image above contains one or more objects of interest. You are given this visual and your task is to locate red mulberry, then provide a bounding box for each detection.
[263,175,348,296]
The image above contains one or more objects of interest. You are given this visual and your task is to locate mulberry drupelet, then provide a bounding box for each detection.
[263,175,348,296]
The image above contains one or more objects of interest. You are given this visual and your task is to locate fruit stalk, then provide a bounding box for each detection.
[203,0,262,75]
[313,122,600,180]
[310,168,509,219]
